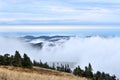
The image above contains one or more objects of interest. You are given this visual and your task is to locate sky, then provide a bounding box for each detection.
[0,26,120,36]
[0,0,120,36]
[1,0,120,78]
[0,0,120,25]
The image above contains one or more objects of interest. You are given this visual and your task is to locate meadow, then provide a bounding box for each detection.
[0,66,87,80]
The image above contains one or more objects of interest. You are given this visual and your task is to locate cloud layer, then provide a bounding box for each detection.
[0,36,120,78]
[0,0,120,25]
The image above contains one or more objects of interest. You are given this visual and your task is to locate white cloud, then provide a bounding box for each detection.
[0,36,120,78]
[0,0,120,24]
[0,7,114,23]
[0,26,120,32]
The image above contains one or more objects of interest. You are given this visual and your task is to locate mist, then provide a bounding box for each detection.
[0,36,120,78]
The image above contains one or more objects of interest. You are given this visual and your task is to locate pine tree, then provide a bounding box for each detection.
[84,63,93,78]
[22,53,32,68]
[88,63,92,72]
[65,64,71,73]
[10,55,14,66]
[13,51,22,67]
[60,64,65,72]
[3,54,10,65]
[94,71,102,80]
[73,66,83,76]
[51,63,55,70]
[39,60,43,67]
[43,62,49,68]
[0,55,4,65]
[112,75,117,80]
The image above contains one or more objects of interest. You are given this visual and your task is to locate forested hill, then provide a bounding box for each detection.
[0,51,118,80]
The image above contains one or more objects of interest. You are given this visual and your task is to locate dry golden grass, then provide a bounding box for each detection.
[0,66,87,80]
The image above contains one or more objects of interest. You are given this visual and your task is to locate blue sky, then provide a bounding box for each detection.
[0,26,120,36]
[0,0,120,25]
[0,0,120,36]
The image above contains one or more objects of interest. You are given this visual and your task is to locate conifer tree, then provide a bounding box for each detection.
[0,55,4,65]
[13,51,22,67]
[10,55,14,66]
[52,63,55,70]
[84,63,93,78]
[65,64,71,73]
[22,53,32,68]
[73,66,82,76]
[3,54,10,65]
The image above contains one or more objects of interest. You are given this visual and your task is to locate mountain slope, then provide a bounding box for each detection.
[0,66,87,80]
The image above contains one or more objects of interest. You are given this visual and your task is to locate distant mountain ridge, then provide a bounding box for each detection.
[23,35,70,41]
[20,35,70,49]
[21,35,115,49]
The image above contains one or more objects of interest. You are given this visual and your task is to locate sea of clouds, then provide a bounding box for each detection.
[0,36,120,78]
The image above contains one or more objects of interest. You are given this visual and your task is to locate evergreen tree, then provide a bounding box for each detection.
[60,64,65,72]
[112,75,117,80]
[3,54,10,65]
[84,63,93,78]
[39,60,43,67]
[33,60,37,66]
[22,53,32,68]
[12,51,22,67]
[0,55,4,65]
[94,71,102,80]
[43,62,49,68]
[57,66,61,71]
[88,63,92,72]
[65,64,71,73]
[73,66,83,76]
[51,63,55,70]
[10,55,14,66]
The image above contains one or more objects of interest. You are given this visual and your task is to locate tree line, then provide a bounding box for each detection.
[33,60,72,73]
[0,51,118,80]
[73,63,117,80]
[0,51,32,68]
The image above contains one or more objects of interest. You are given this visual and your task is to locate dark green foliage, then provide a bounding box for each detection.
[33,60,71,73]
[33,60,51,69]
[12,51,22,67]
[0,55,4,65]
[73,63,93,78]
[92,71,117,80]
[64,64,71,73]
[56,64,71,73]
[43,62,49,68]
[10,55,14,66]
[3,54,11,65]
[51,63,55,70]
[0,54,11,65]
[57,64,64,72]
[33,60,46,68]
[84,63,93,78]
[73,66,83,76]
[0,51,32,69]
[22,53,32,68]
[33,60,57,70]
[73,63,117,80]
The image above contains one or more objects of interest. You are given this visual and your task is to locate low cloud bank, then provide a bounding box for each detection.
[0,36,120,78]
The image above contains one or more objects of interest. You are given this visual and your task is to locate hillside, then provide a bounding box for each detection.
[0,66,87,80]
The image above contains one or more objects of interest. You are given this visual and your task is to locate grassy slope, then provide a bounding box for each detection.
[0,66,87,80]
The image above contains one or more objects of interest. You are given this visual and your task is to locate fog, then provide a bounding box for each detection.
[0,36,120,78]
